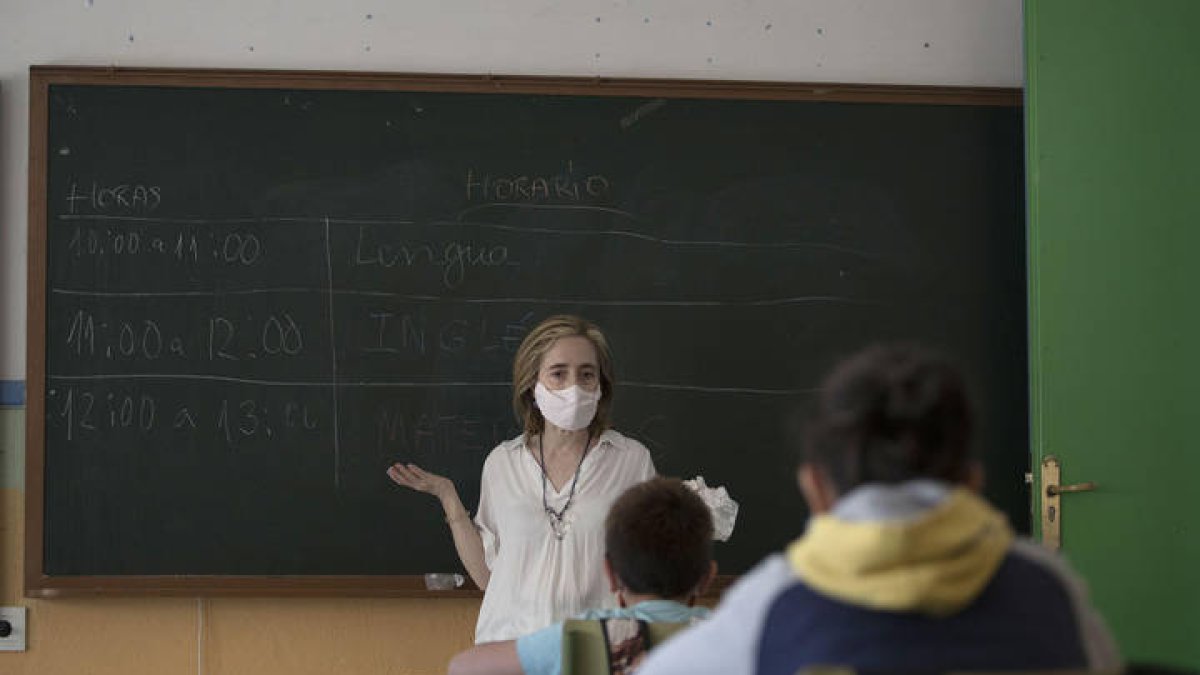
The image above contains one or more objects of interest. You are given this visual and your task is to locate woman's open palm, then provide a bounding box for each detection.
[387,463,455,502]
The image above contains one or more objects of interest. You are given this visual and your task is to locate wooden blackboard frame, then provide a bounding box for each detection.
[25,66,1020,596]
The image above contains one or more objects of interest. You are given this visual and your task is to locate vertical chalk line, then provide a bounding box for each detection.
[325,217,342,491]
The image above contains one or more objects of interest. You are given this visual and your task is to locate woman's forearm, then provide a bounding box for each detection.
[442,496,490,590]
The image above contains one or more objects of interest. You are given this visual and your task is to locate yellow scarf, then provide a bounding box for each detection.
[787,488,1014,616]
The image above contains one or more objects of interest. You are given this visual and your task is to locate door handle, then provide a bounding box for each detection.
[1047,481,1098,496]
[1039,456,1098,551]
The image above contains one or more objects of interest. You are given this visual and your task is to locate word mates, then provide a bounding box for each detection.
[66,226,261,265]
[49,386,321,447]
[465,162,612,203]
[63,309,306,362]
[364,311,534,357]
[66,181,162,214]
[352,226,516,289]
[376,406,512,456]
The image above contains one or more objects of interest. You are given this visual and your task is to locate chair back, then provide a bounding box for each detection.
[562,618,690,675]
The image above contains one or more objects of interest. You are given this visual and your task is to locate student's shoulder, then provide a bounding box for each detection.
[638,554,800,675]
[715,553,800,611]
[667,554,800,638]
[1007,538,1092,592]
[515,620,566,675]
[574,606,631,621]
[1007,539,1122,670]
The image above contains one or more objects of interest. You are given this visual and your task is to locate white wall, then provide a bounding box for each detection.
[0,0,1022,379]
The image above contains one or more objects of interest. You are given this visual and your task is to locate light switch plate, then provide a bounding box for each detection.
[0,606,27,651]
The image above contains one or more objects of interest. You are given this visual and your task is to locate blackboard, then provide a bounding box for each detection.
[26,67,1025,595]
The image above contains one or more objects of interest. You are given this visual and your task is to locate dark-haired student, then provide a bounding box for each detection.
[639,344,1120,675]
[447,477,717,675]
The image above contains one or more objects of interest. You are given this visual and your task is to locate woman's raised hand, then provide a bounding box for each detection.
[387,462,487,588]
[387,463,456,501]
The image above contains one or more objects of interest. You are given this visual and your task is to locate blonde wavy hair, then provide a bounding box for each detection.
[512,315,615,437]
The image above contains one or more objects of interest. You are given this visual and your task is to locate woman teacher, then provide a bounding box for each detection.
[387,315,655,642]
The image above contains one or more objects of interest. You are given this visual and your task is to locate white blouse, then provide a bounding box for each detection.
[472,429,656,643]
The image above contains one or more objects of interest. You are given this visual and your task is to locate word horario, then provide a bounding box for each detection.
[465,162,612,202]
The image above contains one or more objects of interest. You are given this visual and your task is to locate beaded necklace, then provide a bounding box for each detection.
[536,431,594,540]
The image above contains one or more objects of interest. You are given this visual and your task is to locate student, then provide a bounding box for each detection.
[639,344,1121,675]
[447,477,716,675]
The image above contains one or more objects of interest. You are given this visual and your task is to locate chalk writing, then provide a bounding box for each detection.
[363,310,534,357]
[215,397,318,446]
[54,387,155,440]
[49,385,322,448]
[66,181,162,214]
[375,406,514,456]
[65,225,261,265]
[208,313,304,361]
[465,161,611,203]
[352,226,517,288]
[61,308,306,363]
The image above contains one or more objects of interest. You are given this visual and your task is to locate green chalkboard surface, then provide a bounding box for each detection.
[26,67,1024,595]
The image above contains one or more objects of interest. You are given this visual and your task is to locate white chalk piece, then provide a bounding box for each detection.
[424,573,465,590]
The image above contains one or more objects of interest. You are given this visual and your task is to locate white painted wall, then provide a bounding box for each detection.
[0,0,1022,379]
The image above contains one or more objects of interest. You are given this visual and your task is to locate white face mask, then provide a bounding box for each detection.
[534,382,602,432]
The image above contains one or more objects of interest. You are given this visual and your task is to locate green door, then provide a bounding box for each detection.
[1026,1,1200,669]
